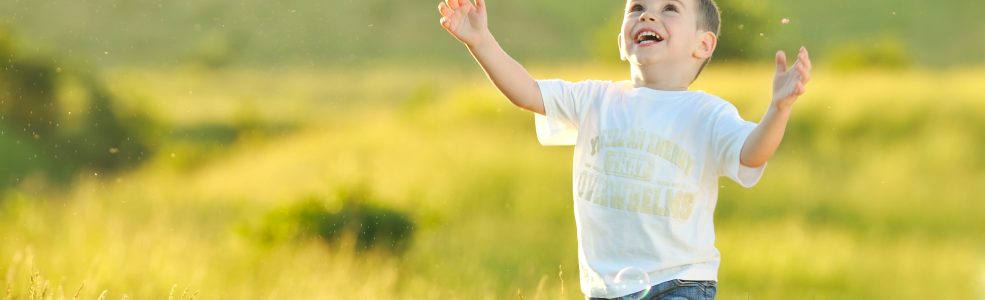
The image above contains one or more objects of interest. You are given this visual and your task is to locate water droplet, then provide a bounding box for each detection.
[170,153,176,158]
[737,24,745,30]
[891,11,896,16]
[104,51,109,55]
[368,24,374,28]
[759,33,765,37]
[109,148,119,154]
[290,9,297,13]
[56,67,62,73]
[781,18,790,25]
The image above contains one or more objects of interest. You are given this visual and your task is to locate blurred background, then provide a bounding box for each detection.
[1,0,983,299]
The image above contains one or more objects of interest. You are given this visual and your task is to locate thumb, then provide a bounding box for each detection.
[775,50,787,74]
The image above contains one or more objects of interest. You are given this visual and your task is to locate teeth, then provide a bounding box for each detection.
[636,31,663,43]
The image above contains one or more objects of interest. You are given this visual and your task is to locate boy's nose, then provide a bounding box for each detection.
[639,13,656,22]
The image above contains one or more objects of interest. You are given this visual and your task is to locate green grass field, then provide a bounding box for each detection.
[2,64,985,299]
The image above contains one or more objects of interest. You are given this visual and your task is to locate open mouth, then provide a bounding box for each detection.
[634,29,665,46]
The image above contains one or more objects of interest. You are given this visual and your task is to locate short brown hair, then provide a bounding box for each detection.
[695,0,721,36]
[693,0,721,81]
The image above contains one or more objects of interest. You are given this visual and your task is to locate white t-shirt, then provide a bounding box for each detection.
[535,79,765,298]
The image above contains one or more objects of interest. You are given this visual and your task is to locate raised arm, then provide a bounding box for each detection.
[438,0,545,115]
[740,47,812,167]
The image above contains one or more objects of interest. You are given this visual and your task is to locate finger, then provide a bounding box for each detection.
[460,0,475,10]
[775,50,787,73]
[476,0,485,10]
[795,57,810,82]
[440,16,451,29]
[798,64,810,83]
[447,0,460,9]
[804,52,812,71]
[799,47,812,70]
[438,2,454,17]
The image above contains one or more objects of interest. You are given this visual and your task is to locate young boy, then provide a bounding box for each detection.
[438,0,811,298]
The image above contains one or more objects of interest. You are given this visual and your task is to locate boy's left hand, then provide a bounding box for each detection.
[772,47,812,111]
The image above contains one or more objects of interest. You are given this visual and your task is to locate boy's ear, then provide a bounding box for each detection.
[617,33,628,61]
[693,31,717,59]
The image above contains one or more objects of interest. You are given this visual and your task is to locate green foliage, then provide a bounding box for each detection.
[0,123,42,186]
[258,189,415,255]
[714,0,774,61]
[0,31,151,189]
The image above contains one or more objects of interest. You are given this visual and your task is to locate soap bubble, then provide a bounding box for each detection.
[613,267,652,300]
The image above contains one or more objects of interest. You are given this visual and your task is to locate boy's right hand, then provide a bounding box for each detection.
[438,0,491,48]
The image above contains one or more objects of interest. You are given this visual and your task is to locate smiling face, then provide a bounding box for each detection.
[618,0,717,71]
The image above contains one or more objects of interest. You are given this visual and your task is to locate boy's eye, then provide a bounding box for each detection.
[628,4,644,13]
[663,4,678,12]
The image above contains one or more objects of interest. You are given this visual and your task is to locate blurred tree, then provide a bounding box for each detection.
[0,27,151,189]
[714,0,773,61]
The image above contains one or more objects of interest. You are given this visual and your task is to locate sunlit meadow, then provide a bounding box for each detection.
[2,0,985,298]
[2,63,984,299]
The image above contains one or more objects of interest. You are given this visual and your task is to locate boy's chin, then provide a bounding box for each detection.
[629,56,665,66]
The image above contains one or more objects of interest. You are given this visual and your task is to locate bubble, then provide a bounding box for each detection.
[781,18,791,25]
[613,267,652,300]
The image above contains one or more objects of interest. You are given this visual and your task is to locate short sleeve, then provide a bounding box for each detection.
[711,103,765,187]
[534,79,610,146]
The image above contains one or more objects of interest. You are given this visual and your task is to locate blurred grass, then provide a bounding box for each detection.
[2,64,985,299]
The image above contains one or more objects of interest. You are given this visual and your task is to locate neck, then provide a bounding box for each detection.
[629,63,695,91]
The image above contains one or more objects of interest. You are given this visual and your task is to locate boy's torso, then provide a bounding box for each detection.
[537,80,760,298]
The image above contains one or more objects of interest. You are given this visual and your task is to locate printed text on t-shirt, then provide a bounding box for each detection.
[580,129,698,220]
